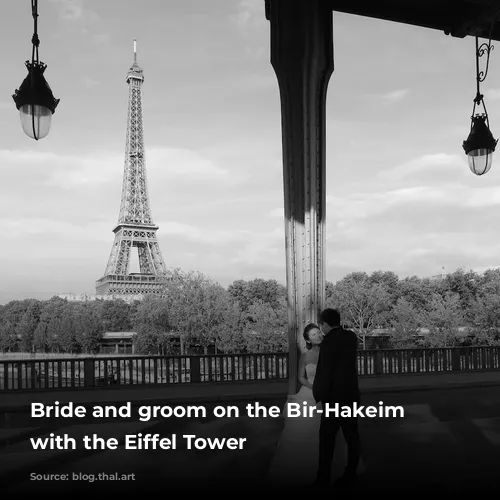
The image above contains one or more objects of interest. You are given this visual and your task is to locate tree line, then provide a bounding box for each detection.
[1,267,500,355]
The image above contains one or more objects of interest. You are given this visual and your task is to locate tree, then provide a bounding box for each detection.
[369,271,399,298]
[56,305,81,353]
[442,268,480,322]
[327,272,392,339]
[471,293,500,330]
[242,298,288,352]
[389,297,421,348]
[397,276,436,312]
[16,303,41,352]
[0,320,16,352]
[0,299,39,351]
[469,271,500,345]
[74,303,104,353]
[161,268,234,352]
[419,293,467,347]
[213,300,246,353]
[133,327,169,355]
[38,297,72,352]
[325,280,336,305]
[98,299,133,332]
[227,278,286,313]
[33,320,49,352]
[132,295,170,355]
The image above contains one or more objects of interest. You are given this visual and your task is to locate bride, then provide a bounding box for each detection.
[268,323,365,485]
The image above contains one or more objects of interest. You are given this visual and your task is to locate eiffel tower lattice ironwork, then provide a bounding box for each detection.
[96,40,166,296]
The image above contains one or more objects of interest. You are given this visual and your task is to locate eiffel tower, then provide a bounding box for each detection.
[96,40,166,296]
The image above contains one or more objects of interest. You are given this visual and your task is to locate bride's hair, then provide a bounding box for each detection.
[303,323,319,350]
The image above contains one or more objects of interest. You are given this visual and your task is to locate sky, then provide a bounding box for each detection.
[1,0,500,304]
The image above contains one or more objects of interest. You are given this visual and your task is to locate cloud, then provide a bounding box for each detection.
[378,153,468,182]
[230,0,269,61]
[319,162,500,283]
[244,46,267,60]
[326,188,441,223]
[49,0,110,44]
[0,217,108,242]
[49,0,83,20]
[157,221,255,246]
[158,220,283,247]
[382,89,411,102]
[235,73,276,92]
[0,147,244,192]
[270,185,452,227]
[265,168,500,273]
[153,220,285,276]
[231,0,268,33]
[89,33,110,44]
[147,148,249,186]
[82,76,99,88]
[230,238,282,266]
[41,152,121,188]
[0,146,253,257]
[462,187,500,208]
[484,88,500,101]
[362,88,411,104]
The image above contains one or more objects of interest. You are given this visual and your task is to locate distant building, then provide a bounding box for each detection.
[99,332,137,354]
[428,266,447,281]
[57,293,143,303]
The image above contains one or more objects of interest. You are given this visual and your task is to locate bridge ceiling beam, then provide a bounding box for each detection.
[330,0,500,41]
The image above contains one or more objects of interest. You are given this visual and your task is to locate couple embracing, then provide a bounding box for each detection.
[269,308,365,488]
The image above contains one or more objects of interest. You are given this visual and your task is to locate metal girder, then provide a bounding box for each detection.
[266,0,332,395]
[329,0,500,42]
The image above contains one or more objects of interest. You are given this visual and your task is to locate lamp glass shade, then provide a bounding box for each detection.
[19,104,52,140]
[468,148,493,175]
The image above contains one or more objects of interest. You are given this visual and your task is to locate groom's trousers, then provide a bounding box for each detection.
[316,402,361,481]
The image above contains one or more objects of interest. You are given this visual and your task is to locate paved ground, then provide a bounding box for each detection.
[1,374,500,494]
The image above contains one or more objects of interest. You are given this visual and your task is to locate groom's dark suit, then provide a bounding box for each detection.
[313,326,361,481]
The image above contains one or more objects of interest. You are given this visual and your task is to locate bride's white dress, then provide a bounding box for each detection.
[268,363,365,485]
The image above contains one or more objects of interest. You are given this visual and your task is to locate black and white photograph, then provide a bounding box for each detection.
[1,0,500,494]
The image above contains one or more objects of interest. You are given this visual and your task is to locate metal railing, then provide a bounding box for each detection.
[1,347,499,392]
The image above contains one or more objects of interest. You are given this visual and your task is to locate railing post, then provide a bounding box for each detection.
[462,346,470,371]
[452,348,461,371]
[30,361,38,389]
[190,357,201,383]
[374,351,383,375]
[242,354,247,381]
[83,358,95,388]
[17,362,23,390]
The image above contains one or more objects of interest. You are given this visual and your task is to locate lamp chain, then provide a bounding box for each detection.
[31,0,39,64]
[471,16,497,128]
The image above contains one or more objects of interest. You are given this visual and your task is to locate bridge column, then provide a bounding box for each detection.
[266,0,333,395]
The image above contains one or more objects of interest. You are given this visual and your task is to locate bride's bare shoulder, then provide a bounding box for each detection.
[300,350,315,363]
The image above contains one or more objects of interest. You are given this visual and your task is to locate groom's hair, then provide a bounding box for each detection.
[320,308,341,327]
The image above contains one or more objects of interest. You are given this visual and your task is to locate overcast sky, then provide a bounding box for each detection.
[1,0,500,304]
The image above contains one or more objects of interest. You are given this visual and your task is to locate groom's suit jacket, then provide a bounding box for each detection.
[313,326,360,404]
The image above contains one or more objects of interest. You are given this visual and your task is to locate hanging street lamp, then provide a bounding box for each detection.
[12,0,60,140]
[463,34,497,175]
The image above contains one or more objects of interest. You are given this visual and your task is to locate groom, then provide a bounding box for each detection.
[312,308,361,488]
